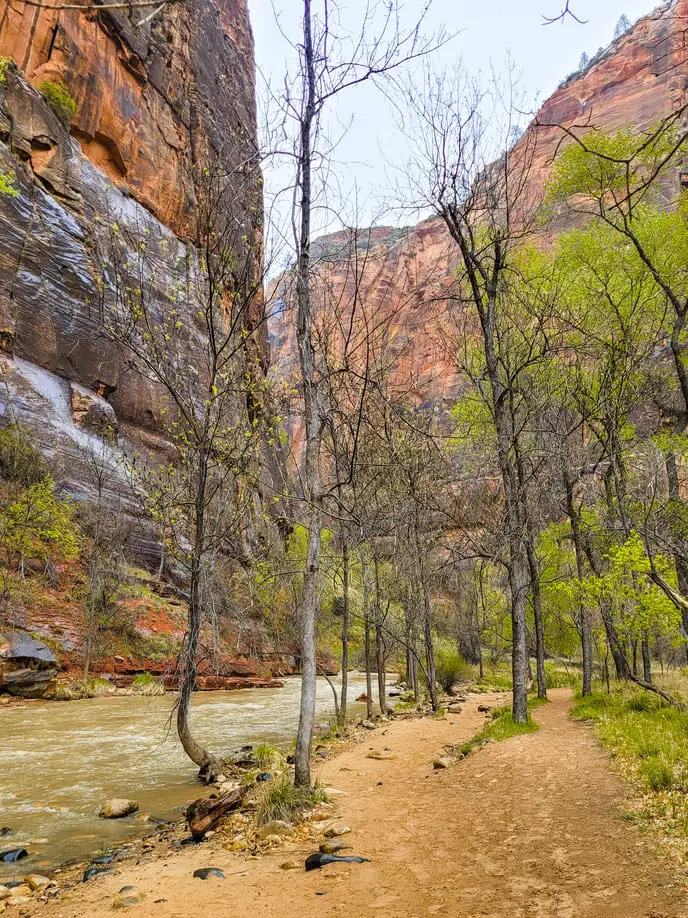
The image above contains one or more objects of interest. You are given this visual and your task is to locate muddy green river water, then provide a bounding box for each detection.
[0,675,373,878]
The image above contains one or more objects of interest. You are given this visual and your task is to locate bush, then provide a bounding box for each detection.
[132,672,165,695]
[37,80,77,127]
[0,424,46,486]
[255,776,327,825]
[435,644,471,693]
[1,475,80,567]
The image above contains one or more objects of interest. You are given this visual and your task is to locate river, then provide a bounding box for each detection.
[0,674,375,878]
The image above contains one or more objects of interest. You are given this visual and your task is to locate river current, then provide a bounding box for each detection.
[0,674,374,877]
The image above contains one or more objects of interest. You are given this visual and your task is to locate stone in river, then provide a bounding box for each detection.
[99,799,139,819]
[0,848,28,862]
[0,886,10,901]
[193,868,225,880]
[0,829,11,837]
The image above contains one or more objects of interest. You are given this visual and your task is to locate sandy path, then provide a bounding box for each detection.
[29,689,686,918]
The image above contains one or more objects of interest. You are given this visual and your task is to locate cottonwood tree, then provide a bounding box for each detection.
[548,121,688,651]
[94,155,269,779]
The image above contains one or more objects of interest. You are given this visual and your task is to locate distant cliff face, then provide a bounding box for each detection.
[270,0,688,410]
[0,1,263,559]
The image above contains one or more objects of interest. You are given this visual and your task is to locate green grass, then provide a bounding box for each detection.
[571,688,688,794]
[570,684,688,857]
[254,743,281,769]
[458,698,543,757]
[255,776,327,825]
[37,80,76,126]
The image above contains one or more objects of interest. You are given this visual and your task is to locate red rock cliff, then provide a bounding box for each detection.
[271,0,688,408]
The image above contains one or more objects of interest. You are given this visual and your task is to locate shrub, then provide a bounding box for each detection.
[37,80,77,127]
[0,424,46,486]
[1,475,80,567]
[435,644,471,693]
[0,57,14,84]
[255,776,327,825]
[132,672,165,695]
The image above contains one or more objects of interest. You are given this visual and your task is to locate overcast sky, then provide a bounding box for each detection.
[248,0,659,254]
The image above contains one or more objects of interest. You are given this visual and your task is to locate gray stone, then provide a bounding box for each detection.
[99,799,139,819]
[319,839,352,855]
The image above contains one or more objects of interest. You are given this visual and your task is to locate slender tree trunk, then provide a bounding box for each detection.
[361,553,374,719]
[641,634,652,685]
[339,537,349,724]
[631,639,639,678]
[665,451,688,660]
[293,0,323,788]
[364,612,373,720]
[373,555,387,715]
[177,452,221,781]
[564,474,593,696]
[526,539,547,700]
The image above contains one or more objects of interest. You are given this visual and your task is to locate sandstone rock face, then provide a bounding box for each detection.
[0,0,263,563]
[0,0,257,235]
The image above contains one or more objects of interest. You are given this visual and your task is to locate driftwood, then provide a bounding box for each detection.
[186,788,244,841]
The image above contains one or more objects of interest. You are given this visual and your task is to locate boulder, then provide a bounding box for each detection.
[0,631,58,698]
[447,703,462,713]
[25,875,50,891]
[433,756,452,770]
[99,799,139,819]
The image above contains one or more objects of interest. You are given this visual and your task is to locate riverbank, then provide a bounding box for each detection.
[0,677,374,877]
[6,688,686,917]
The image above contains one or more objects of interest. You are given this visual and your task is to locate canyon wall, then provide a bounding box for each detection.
[271,0,688,410]
[0,0,263,552]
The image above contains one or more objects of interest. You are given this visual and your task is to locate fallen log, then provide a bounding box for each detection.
[186,788,245,841]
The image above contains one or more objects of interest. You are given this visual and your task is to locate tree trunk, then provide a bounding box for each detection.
[665,450,688,660]
[509,544,530,723]
[525,538,547,700]
[177,453,221,781]
[294,517,321,787]
[641,634,652,685]
[293,0,323,789]
[364,611,373,720]
[339,537,350,724]
[564,475,593,695]
[373,555,387,715]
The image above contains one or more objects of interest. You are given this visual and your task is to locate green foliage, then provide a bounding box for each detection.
[434,642,471,693]
[37,80,77,127]
[132,672,165,695]
[255,776,327,825]
[254,743,281,769]
[0,169,18,198]
[0,424,45,486]
[1,476,80,566]
[0,57,12,83]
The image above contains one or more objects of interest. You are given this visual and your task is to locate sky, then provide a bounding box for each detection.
[248,0,660,256]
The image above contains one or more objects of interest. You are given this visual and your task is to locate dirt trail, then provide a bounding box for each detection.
[30,689,686,918]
